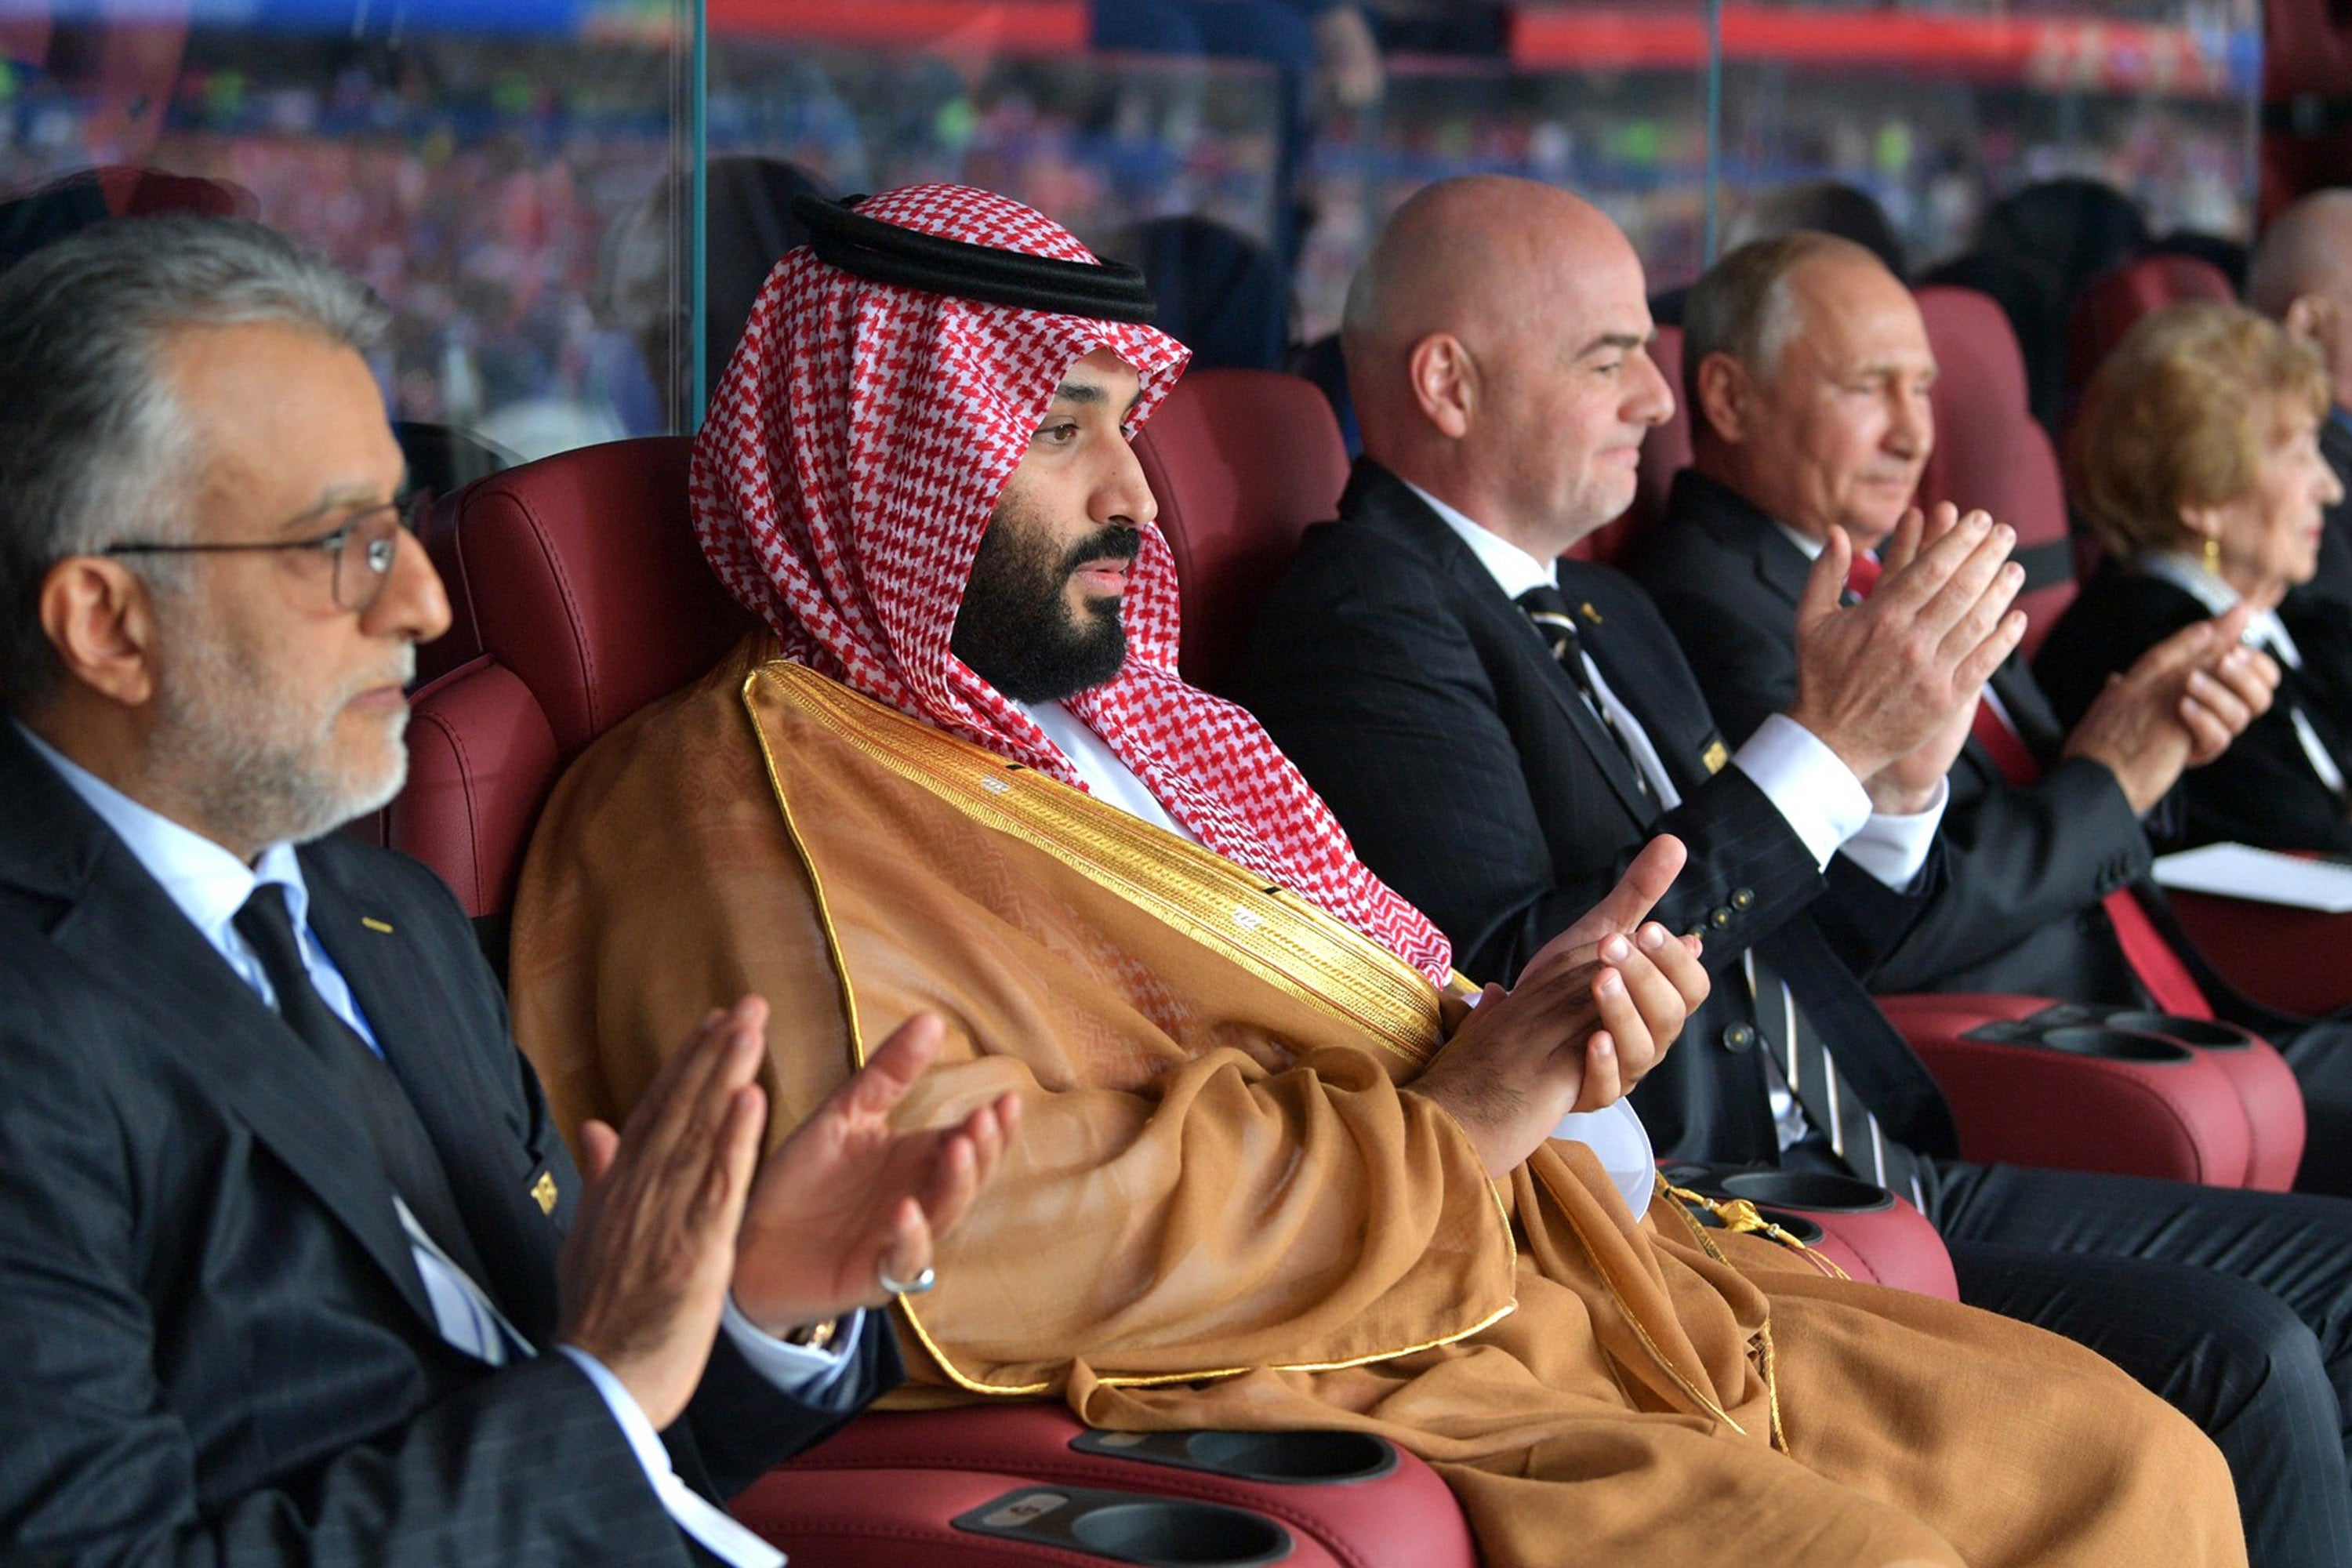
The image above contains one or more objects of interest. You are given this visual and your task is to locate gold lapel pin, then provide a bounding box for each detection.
[1578,601,1605,626]
[531,1171,559,1214]
[360,916,395,934]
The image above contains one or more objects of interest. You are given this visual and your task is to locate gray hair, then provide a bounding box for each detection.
[1682,230,1882,441]
[0,215,389,710]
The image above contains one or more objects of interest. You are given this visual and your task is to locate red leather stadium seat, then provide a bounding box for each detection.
[1878,994,2257,1186]
[387,433,1477,1566]
[2063,253,2236,414]
[1915,284,2076,652]
[89,165,258,220]
[752,1405,1470,1568]
[2168,889,2352,1020]
[1132,368,1349,698]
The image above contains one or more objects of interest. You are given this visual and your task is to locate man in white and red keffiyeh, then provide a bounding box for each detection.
[510,184,2244,1568]
[689,180,1459,983]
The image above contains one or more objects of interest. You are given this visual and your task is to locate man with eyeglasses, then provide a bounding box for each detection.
[0,215,1018,1564]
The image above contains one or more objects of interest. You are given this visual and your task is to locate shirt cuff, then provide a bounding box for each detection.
[557,1343,674,1472]
[556,1345,787,1568]
[1730,713,1871,871]
[720,1297,866,1410]
[1840,775,1947,891]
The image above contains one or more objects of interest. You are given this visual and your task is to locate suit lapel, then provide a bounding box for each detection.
[1348,466,1661,822]
[302,851,563,1335]
[0,727,443,1334]
[1504,608,1659,824]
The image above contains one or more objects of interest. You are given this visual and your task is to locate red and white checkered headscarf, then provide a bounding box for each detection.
[691,183,1452,982]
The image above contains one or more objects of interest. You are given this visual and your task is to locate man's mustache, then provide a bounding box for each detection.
[1059,525,1143,577]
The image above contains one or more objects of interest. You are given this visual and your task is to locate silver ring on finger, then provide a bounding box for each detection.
[878,1264,936,1296]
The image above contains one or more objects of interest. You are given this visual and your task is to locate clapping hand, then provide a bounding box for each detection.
[557,997,1016,1428]
[1413,836,1709,1178]
[730,1011,1018,1335]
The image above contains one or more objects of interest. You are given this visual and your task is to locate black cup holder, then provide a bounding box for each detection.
[1072,1427,1399,1486]
[1074,1501,1292,1565]
[955,1486,1294,1566]
[2033,1026,2195,1064]
[1719,1170,1895,1214]
[2104,1011,2253,1050]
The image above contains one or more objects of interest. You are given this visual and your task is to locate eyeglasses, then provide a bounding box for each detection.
[101,493,426,614]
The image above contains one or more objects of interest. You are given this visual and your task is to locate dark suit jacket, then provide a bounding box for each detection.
[1235,459,1958,1168]
[0,718,896,1564]
[1633,468,2163,1000]
[2034,563,2352,857]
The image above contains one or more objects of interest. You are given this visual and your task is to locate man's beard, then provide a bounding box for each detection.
[150,613,413,851]
[950,504,1141,705]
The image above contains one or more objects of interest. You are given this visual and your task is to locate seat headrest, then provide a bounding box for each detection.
[1134,368,1349,695]
[2064,253,2235,403]
[448,435,758,759]
[1916,284,2076,650]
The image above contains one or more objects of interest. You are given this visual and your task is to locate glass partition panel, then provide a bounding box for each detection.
[1,0,695,479]
[1712,0,2263,274]
[702,4,1291,386]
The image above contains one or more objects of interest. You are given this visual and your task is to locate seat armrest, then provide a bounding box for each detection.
[1661,1165,1958,1300]
[777,1405,1474,1568]
[1877,993,2252,1187]
[732,1465,1335,1567]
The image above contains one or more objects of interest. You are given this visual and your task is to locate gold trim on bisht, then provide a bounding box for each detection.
[739,659,1519,1396]
[746,660,1451,1066]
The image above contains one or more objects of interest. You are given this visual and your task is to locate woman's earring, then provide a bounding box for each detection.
[2204,533,2223,574]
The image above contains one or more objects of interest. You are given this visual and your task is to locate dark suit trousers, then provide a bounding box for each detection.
[1930,1157,2352,1568]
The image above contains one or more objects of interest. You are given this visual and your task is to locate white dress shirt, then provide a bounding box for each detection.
[16,722,854,1568]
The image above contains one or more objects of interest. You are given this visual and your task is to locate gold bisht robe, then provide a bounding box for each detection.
[510,637,2244,1568]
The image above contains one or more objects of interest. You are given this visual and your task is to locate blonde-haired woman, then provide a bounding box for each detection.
[2038,300,2352,852]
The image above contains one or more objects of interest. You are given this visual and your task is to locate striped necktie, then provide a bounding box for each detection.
[1517,584,1652,799]
[1746,949,1926,1207]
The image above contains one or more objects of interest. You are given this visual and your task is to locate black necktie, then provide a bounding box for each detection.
[234,884,489,1287]
[1516,584,1652,799]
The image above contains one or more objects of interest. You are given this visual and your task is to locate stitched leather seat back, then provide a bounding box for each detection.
[2064,252,2235,412]
[1134,368,1350,696]
[391,436,757,918]
[1916,285,2077,653]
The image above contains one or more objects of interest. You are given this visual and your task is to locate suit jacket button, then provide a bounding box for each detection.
[1722,1022,1756,1052]
[1730,887,1756,910]
[1709,906,1734,928]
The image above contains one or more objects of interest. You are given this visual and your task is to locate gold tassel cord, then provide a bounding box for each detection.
[1661,1183,1851,1283]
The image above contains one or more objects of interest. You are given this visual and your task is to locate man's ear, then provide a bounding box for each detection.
[1406,332,1475,440]
[2284,293,2332,346]
[38,557,163,709]
[1693,351,1751,445]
